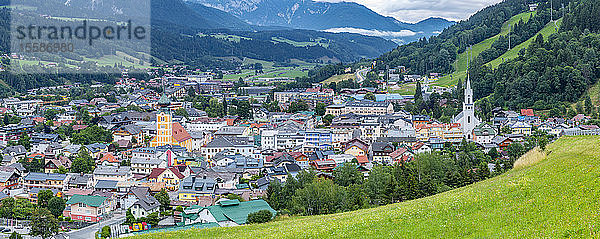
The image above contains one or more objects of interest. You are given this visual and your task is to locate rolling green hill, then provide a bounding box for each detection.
[434,11,535,87]
[134,136,600,238]
[485,19,562,69]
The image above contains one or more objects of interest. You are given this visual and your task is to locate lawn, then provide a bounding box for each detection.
[132,136,600,238]
[434,11,536,87]
[271,37,330,48]
[387,83,416,95]
[83,51,152,68]
[322,74,356,84]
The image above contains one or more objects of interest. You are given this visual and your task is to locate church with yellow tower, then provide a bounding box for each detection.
[150,94,193,151]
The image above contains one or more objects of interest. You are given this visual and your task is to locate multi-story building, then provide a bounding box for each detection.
[22,172,67,190]
[65,194,115,222]
[93,166,133,183]
[326,100,394,116]
[0,124,34,147]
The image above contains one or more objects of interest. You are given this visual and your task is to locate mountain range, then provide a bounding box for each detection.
[187,0,455,43]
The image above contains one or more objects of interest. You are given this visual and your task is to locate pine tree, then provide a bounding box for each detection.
[414,81,423,100]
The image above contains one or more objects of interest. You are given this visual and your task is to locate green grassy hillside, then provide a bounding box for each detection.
[434,11,535,87]
[486,19,562,69]
[135,136,600,238]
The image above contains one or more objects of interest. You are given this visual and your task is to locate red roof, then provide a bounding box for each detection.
[390,148,408,159]
[168,167,186,179]
[172,122,192,143]
[99,153,120,163]
[520,109,534,117]
[148,168,166,179]
[343,138,369,153]
[356,155,369,164]
[395,154,413,164]
[411,142,425,150]
[72,125,88,131]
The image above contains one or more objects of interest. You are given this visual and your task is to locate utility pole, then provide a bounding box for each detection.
[508,27,511,50]
[550,0,553,22]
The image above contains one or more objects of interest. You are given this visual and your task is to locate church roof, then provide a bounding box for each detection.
[158,94,171,106]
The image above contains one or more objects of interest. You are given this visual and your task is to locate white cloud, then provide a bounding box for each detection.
[314,0,503,23]
[324,27,419,37]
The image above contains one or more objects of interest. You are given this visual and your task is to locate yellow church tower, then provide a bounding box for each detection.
[150,94,194,152]
[151,94,174,147]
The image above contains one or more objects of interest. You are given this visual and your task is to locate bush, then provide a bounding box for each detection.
[247,210,273,224]
[101,226,111,239]
[175,206,183,212]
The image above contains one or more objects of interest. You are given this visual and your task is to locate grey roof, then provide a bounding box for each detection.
[346,100,392,108]
[371,142,394,152]
[131,157,163,165]
[63,144,83,154]
[129,186,160,211]
[205,136,252,148]
[67,173,92,186]
[24,172,66,181]
[179,175,217,194]
[115,124,142,135]
[0,170,18,183]
[30,133,60,143]
[132,147,156,154]
[86,143,108,153]
[0,192,8,200]
[491,136,509,144]
[93,166,131,176]
[283,163,301,173]
[214,126,247,136]
[95,180,119,189]
[30,187,59,195]
[3,145,26,155]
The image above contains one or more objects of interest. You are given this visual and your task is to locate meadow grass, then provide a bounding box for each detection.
[322,74,356,84]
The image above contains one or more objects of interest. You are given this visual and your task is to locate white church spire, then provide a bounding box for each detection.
[462,76,477,140]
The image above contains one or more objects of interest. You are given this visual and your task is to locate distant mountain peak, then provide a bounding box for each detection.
[188,0,454,44]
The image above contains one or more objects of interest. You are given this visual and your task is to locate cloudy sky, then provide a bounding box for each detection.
[316,0,503,23]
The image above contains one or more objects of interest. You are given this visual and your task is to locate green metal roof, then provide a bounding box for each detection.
[208,199,276,225]
[218,199,240,206]
[65,194,107,207]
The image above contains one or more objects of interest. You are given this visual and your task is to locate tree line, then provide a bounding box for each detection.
[267,141,495,216]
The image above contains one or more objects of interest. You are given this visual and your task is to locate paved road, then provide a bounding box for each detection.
[356,68,369,84]
[67,214,125,239]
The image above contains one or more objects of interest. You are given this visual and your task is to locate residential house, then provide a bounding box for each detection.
[510,122,532,136]
[371,142,395,164]
[472,123,497,145]
[178,199,276,227]
[65,173,93,189]
[178,175,218,202]
[22,172,67,190]
[93,166,133,183]
[124,186,160,219]
[389,147,414,164]
[112,125,143,147]
[131,157,166,175]
[343,138,369,159]
[65,194,114,222]
[202,136,254,160]
[148,166,188,191]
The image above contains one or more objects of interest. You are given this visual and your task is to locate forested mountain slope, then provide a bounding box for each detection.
[471,0,600,111]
